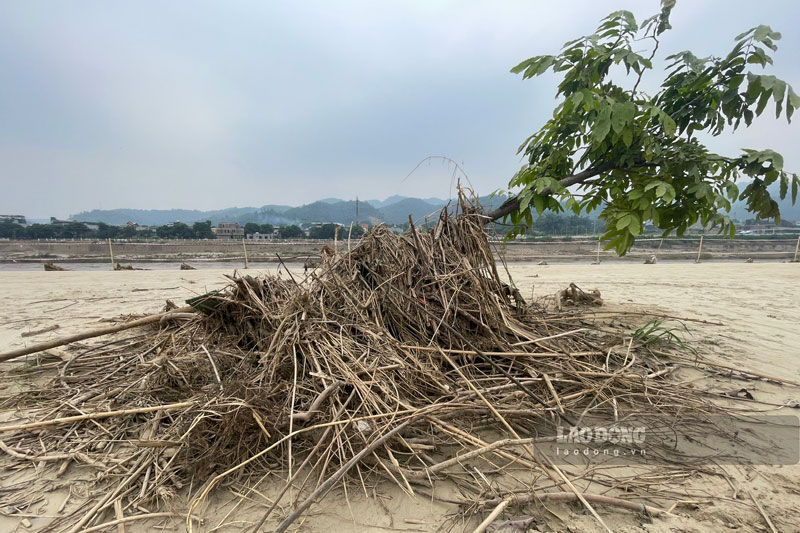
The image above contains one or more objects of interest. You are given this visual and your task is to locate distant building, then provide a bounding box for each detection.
[213,222,244,240]
[247,231,272,241]
[0,215,26,225]
[125,221,151,232]
[247,228,280,241]
[737,223,776,235]
[50,217,71,226]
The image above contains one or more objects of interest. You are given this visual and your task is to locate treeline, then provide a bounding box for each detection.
[0,221,100,240]
[0,221,219,240]
[0,220,365,240]
[1,214,602,241]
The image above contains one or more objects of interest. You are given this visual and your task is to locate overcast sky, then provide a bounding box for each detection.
[1,1,798,219]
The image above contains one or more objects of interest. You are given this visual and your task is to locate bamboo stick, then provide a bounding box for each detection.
[401,345,599,357]
[652,349,800,387]
[0,402,193,433]
[0,306,194,363]
[334,225,340,253]
[750,492,778,533]
[480,491,675,517]
[81,513,198,533]
[793,235,800,262]
[242,238,249,269]
[108,238,115,269]
[273,419,412,533]
[695,235,704,263]
[472,499,510,533]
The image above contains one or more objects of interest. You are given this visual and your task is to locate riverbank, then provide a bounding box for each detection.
[1,236,798,267]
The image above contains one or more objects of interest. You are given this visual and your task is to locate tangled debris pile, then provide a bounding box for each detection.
[2,195,727,532]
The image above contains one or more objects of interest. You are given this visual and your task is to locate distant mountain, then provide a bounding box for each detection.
[73,207,245,226]
[283,200,382,225]
[366,195,447,209]
[69,194,511,227]
[227,207,295,226]
[378,198,445,224]
[71,205,294,226]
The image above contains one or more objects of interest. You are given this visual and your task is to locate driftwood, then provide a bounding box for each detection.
[554,283,603,310]
[43,263,68,271]
[20,324,60,338]
[180,263,196,270]
[0,306,193,363]
[644,255,658,264]
[114,263,148,271]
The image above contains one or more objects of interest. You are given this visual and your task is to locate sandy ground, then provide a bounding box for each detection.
[0,263,799,532]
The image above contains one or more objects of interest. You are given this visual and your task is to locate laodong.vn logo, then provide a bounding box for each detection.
[554,424,647,459]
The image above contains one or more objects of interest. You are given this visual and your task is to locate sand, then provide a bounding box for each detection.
[1,263,798,532]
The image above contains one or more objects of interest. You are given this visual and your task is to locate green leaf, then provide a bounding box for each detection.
[622,127,633,147]
[611,102,636,134]
[519,190,531,212]
[593,104,613,143]
[660,112,677,136]
[756,89,772,116]
[510,57,537,74]
[753,25,772,42]
[533,195,545,215]
[628,213,641,236]
[773,78,787,118]
[616,214,632,230]
[787,86,799,122]
[628,189,644,200]
[726,182,740,200]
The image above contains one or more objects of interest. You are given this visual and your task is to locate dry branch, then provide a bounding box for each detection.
[0,402,193,433]
[0,306,194,363]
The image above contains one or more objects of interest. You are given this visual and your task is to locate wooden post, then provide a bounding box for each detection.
[793,235,800,262]
[242,238,249,269]
[695,235,704,263]
[595,238,601,264]
[334,225,340,253]
[107,238,115,269]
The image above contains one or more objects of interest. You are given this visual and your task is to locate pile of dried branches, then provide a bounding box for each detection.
[1,195,729,532]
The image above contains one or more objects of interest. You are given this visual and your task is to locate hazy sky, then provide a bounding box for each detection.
[1,1,798,218]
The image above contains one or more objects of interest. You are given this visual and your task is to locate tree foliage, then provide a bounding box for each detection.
[192,221,216,239]
[278,225,305,239]
[490,1,799,254]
